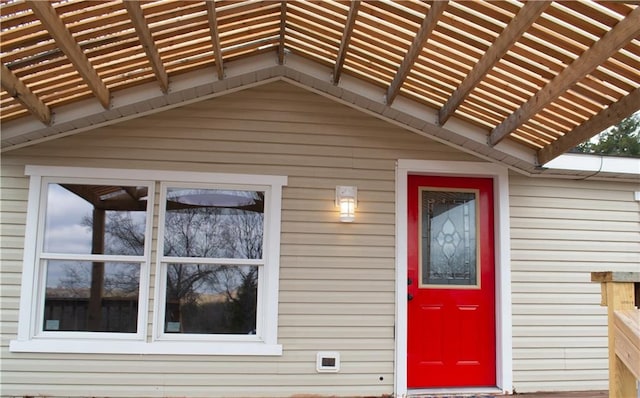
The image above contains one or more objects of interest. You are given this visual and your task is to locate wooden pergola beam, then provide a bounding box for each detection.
[488,6,640,147]
[1,63,52,125]
[332,1,360,85]
[438,0,550,126]
[205,0,224,80]
[27,1,110,108]
[537,87,640,165]
[278,1,286,65]
[386,0,448,105]
[124,1,169,93]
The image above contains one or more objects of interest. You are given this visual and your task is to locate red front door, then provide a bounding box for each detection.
[407,175,496,388]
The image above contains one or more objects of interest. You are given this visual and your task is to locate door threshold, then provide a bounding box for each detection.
[408,387,505,397]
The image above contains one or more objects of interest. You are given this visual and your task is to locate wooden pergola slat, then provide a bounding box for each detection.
[332,1,360,85]
[537,87,640,165]
[206,0,224,80]
[123,1,169,93]
[386,0,448,105]
[2,0,639,158]
[0,63,52,125]
[438,0,551,126]
[278,1,286,65]
[27,0,110,109]
[488,5,640,147]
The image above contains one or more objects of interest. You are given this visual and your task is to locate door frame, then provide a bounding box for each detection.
[395,160,513,397]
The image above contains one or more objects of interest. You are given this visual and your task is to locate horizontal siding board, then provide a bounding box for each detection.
[511,207,634,221]
[511,239,639,252]
[280,256,393,269]
[279,303,395,315]
[510,196,639,212]
[281,267,395,280]
[511,217,639,232]
[280,291,393,304]
[511,250,638,262]
[509,184,636,201]
[512,229,639,242]
[0,384,391,398]
[512,315,606,326]
[280,280,394,292]
[514,358,608,371]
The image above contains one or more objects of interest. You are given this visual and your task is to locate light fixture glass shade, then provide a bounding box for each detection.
[336,186,357,222]
[339,198,355,222]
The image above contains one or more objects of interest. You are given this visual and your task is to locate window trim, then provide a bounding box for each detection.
[154,181,271,343]
[35,176,154,340]
[11,166,286,356]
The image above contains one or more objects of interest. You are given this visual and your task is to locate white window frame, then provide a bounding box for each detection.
[10,166,286,356]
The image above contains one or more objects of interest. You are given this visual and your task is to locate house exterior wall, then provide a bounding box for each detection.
[0,81,638,396]
[509,176,640,393]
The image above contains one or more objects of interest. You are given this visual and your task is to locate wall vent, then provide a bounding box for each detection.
[316,351,340,373]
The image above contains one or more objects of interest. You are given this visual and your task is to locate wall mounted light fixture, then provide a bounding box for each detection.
[336,186,357,222]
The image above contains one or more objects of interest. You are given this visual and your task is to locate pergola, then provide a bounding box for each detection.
[1,0,639,172]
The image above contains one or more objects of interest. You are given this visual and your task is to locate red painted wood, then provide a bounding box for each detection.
[407,175,496,388]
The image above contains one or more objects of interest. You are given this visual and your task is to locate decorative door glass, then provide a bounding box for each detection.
[420,189,479,287]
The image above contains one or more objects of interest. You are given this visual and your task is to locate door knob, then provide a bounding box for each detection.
[407,293,414,301]
[407,278,413,285]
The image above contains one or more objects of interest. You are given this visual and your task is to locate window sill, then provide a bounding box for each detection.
[10,339,283,356]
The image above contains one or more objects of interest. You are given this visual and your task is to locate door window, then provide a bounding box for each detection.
[420,188,479,287]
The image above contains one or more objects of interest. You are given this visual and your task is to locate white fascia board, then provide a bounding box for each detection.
[544,153,640,175]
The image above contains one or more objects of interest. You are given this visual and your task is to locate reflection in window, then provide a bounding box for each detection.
[39,183,148,334]
[163,188,264,259]
[164,265,258,334]
[44,261,140,332]
[161,187,265,336]
[43,183,148,255]
[421,190,478,286]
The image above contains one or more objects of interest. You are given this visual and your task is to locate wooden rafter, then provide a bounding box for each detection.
[123,1,169,93]
[438,1,551,126]
[386,0,448,105]
[206,0,224,80]
[1,63,52,125]
[488,5,640,147]
[537,87,640,165]
[27,1,110,109]
[332,1,360,85]
[278,1,286,65]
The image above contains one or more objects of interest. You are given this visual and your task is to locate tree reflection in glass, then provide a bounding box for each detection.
[41,183,148,333]
[162,188,264,335]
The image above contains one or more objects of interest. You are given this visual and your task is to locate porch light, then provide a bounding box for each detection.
[336,186,357,222]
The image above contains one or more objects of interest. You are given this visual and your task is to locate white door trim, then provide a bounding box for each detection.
[394,160,513,397]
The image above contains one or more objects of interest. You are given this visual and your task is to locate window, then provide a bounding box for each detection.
[11,166,286,355]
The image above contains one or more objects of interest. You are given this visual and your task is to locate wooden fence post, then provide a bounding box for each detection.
[591,271,640,398]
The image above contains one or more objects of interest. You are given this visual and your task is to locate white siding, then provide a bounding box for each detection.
[509,175,640,393]
[0,81,474,397]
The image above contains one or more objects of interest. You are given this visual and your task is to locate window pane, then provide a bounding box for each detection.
[164,264,258,335]
[421,190,478,286]
[43,261,140,332]
[164,188,264,259]
[43,183,148,255]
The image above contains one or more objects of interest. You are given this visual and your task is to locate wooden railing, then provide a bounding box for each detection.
[591,271,640,398]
